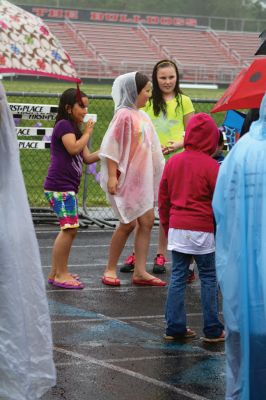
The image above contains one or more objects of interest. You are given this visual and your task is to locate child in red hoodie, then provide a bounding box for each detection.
[159,113,224,342]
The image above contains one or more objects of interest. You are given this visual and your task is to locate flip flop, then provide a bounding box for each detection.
[102,275,121,286]
[202,330,225,343]
[48,273,80,284]
[132,277,167,286]
[52,279,84,289]
[164,328,197,341]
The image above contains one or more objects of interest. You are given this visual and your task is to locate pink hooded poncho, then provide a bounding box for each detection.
[99,72,165,223]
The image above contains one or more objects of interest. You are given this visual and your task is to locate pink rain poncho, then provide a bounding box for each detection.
[213,93,266,399]
[100,72,165,223]
[0,83,56,399]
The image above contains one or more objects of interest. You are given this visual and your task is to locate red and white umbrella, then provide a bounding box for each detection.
[0,0,80,82]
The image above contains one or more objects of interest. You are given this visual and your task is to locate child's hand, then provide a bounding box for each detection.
[167,140,184,153]
[107,176,118,195]
[162,145,171,155]
[83,119,95,135]
[167,141,178,153]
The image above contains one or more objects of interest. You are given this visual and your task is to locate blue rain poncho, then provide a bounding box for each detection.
[0,83,56,399]
[213,94,266,400]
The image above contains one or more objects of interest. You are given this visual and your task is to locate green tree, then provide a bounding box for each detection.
[177,0,255,17]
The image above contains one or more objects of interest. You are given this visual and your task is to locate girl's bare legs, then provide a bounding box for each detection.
[48,228,80,284]
[104,221,136,278]
[122,221,168,273]
[133,209,164,281]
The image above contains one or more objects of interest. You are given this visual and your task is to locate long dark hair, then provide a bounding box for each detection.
[151,60,182,116]
[135,72,150,94]
[55,88,87,126]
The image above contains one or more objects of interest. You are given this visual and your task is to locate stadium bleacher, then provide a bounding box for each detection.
[47,21,260,84]
[217,31,260,65]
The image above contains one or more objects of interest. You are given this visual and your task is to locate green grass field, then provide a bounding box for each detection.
[2,78,226,98]
[3,78,228,209]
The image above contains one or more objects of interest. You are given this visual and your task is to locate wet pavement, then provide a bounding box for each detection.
[38,224,226,400]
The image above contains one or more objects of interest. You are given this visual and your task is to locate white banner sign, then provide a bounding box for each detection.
[16,127,53,136]
[18,140,51,150]
[10,103,58,114]
[15,113,55,121]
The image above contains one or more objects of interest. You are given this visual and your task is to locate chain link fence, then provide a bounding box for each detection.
[7,92,224,226]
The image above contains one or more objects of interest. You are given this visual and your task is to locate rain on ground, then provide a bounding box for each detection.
[38,223,225,400]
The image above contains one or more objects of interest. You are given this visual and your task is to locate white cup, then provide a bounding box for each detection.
[83,113,97,123]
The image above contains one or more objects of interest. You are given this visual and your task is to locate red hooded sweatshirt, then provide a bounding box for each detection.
[158,113,219,236]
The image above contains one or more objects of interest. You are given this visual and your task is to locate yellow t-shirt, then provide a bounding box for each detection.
[142,94,194,150]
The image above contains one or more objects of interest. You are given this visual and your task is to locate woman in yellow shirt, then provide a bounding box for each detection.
[121,60,195,275]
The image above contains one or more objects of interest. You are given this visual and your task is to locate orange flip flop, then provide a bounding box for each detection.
[132,277,167,286]
[102,275,121,286]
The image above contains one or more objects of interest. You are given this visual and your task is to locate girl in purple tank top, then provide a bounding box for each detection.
[44,88,99,289]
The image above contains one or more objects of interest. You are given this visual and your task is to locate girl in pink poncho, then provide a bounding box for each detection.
[99,72,166,286]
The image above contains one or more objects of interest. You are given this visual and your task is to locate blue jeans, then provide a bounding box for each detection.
[165,251,224,338]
